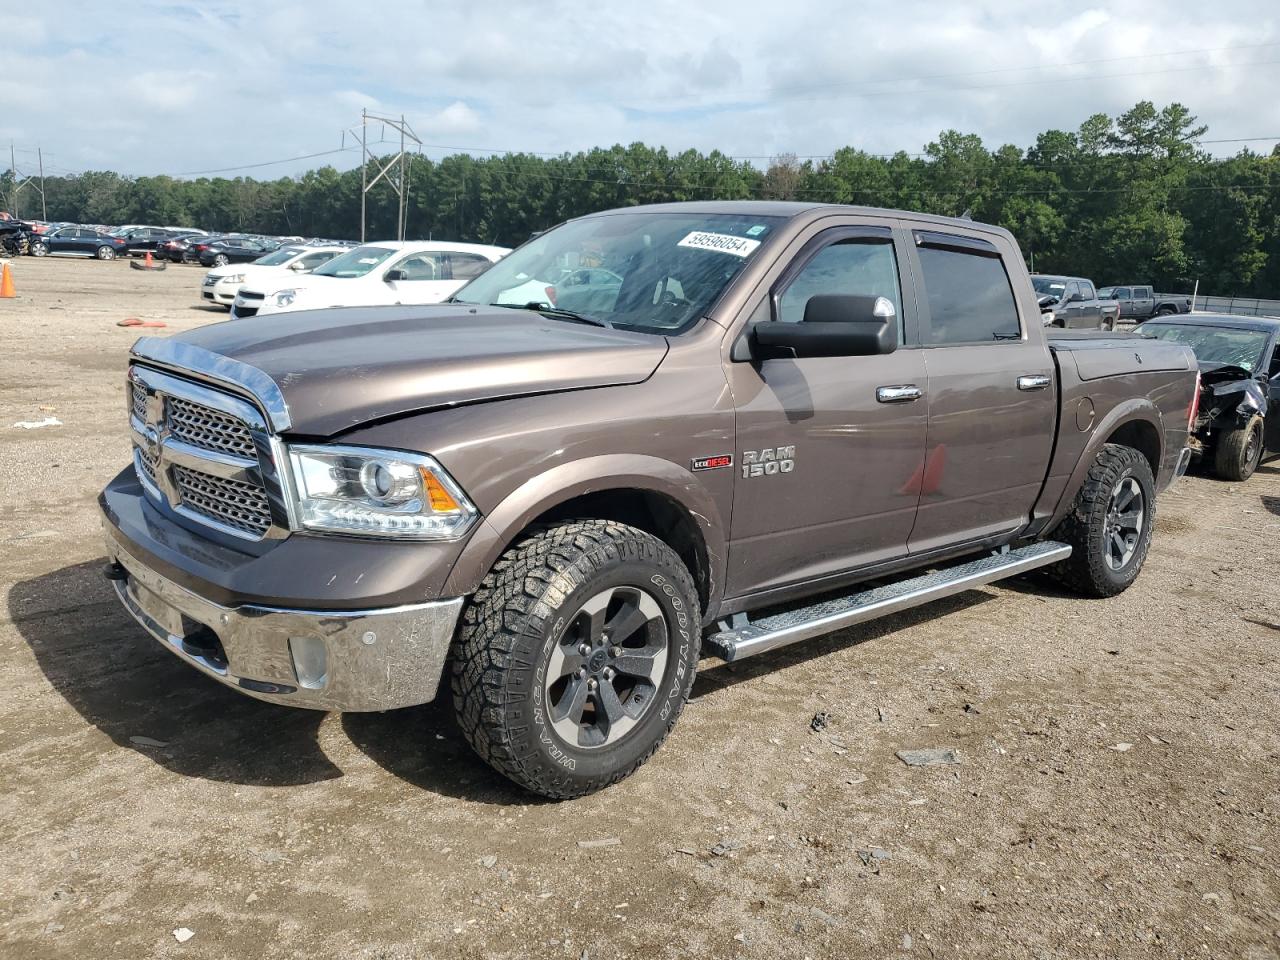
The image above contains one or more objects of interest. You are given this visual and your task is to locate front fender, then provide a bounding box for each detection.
[442,454,728,607]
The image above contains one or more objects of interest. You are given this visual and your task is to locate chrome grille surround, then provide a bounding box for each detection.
[127,364,295,542]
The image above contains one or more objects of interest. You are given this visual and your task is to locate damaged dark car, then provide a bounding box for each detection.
[1135,313,1280,481]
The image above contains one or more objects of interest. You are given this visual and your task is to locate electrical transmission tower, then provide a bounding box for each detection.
[346,111,421,242]
[7,145,47,221]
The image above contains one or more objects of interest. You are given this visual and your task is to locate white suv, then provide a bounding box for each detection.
[232,240,509,319]
[201,245,346,310]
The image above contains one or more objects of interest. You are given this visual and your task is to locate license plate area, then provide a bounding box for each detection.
[128,580,188,638]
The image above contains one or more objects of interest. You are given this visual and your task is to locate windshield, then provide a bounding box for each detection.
[1032,277,1067,297]
[452,212,782,333]
[1137,322,1269,373]
[254,247,304,267]
[312,245,396,278]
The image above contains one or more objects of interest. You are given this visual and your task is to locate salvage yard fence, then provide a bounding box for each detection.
[1157,292,1280,318]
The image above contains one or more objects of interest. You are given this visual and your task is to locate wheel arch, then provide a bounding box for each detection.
[1047,401,1165,530]
[443,455,726,622]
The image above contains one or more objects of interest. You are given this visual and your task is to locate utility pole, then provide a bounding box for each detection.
[349,110,421,242]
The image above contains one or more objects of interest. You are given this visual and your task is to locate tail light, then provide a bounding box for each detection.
[544,285,557,306]
[1187,371,1201,431]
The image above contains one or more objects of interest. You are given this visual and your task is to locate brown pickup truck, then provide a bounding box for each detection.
[101,201,1199,799]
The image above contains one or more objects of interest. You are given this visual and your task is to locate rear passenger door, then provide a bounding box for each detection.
[905,230,1056,553]
[1132,286,1155,318]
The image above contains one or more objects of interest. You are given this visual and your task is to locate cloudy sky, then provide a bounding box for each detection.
[4,0,1278,180]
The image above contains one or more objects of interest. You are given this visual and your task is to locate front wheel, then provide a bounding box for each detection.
[212,254,229,267]
[1212,415,1264,482]
[31,242,48,257]
[451,520,700,799]
[96,245,116,261]
[1047,443,1155,598]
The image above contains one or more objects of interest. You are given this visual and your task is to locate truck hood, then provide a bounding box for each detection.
[163,305,670,436]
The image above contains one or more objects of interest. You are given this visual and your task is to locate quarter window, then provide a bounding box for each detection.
[918,245,1021,344]
[776,240,901,328]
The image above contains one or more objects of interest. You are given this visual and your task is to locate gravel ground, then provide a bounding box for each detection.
[1,254,1278,960]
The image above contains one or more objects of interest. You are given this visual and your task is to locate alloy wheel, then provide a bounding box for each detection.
[544,585,669,749]
[1103,476,1145,571]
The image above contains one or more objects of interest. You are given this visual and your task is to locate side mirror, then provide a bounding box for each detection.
[385,269,407,282]
[1038,295,1059,309]
[289,261,307,271]
[1068,292,1084,303]
[753,295,898,358]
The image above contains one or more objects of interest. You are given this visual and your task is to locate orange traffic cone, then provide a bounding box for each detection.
[144,251,154,268]
[0,263,15,299]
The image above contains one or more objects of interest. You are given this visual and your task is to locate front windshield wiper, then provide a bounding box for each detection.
[488,301,612,328]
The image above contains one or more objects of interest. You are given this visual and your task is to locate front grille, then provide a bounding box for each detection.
[203,276,218,286]
[172,465,272,537]
[136,447,158,487]
[237,291,264,302]
[129,368,277,542]
[234,307,259,318]
[166,396,258,459]
[131,381,148,422]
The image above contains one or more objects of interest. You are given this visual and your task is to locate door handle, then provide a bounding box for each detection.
[876,384,922,403]
[1017,374,1052,391]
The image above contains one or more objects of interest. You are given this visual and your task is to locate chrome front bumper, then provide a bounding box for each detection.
[106,537,464,712]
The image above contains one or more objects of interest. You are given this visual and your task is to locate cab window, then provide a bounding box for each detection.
[776,240,902,332]
[918,245,1020,344]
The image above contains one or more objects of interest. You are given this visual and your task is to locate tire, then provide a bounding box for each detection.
[451,519,701,799]
[1047,443,1155,598]
[1156,305,1176,316]
[1212,415,1264,482]
[31,242,48,257]
[96,245,116,261]
[212,254,229,267]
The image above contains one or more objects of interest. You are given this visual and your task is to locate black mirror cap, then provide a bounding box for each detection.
[754,295,898,358]
[1038,295,1059,308]
[385,269,407,282]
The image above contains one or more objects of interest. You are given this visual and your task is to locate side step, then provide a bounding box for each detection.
[705,541,1071,662]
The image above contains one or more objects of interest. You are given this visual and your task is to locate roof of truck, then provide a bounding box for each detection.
[580,200,1014,238]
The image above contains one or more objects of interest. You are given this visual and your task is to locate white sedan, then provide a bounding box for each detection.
[232,240,509,319]
[201,245,345,309]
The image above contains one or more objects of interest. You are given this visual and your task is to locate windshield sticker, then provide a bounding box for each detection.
[677,231,761,257]
[746,224,768,237]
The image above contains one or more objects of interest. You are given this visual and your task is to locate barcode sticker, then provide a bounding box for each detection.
[677,231,761,257]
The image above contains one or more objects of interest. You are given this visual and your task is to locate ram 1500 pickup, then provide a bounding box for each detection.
[101,201,1199,798]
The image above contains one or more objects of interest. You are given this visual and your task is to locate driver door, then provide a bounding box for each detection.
[725,222,929,599]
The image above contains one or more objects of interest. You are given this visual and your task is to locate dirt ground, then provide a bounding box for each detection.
[1,254,1278,960]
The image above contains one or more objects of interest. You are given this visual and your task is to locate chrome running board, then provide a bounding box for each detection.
[705,541,1071,662]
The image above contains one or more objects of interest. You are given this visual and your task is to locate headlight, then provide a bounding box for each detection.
[286,444,477,539]
[273,288,298,307]
[1041,311,1055,325]
[223,273,245,284]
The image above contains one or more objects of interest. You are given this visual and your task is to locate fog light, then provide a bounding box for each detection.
[288,636,328,689]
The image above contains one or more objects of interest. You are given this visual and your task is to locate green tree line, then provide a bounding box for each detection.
[5,101,1279,295]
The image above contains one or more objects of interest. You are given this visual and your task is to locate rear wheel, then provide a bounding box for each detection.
[212,253,230,267]
[1212,415,1264,482]
[1156,305,1176,316]
[1048,444,1155,598]
[96,245,116,261]
[451,520,700,799]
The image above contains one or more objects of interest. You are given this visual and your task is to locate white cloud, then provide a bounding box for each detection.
[4,0,1277,179]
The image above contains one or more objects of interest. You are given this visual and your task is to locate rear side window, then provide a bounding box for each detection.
[449,253,493,280]
[777,240,901,326]
[918,246,1021,343]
